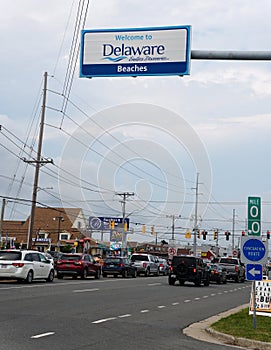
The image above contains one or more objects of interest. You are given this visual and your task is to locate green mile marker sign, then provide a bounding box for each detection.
[248,196,261,236]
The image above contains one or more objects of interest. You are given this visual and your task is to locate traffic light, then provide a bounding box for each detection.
[142,224,146,234]
[124,221,128,232]
[151,225,155,235]
[197,229,200,239]
[267,230,270,239]
[241,231,245,236]
[225,231,231,241]
[185,229,191,239]
[214,230,218,240]
[110,220,115,230]
[202,230,207,240]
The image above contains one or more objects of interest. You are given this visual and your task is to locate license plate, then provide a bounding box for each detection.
[110,265,114,267]
[0,265,7,268]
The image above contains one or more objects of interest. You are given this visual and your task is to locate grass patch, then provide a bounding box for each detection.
[212,307,271,343]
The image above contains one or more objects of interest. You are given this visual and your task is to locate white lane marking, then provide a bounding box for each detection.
[224,291,228,293]
[203,295,208,298]
[184,300,191,303]
[118,314,131,318]
[140,310,149,313]
[158,305,166,309]
[194,297,200,301]
[210,293,216,296]
[92,317,116,324]
[73,288,99,293]
[31,332,55,339]
[147,283,161,286]
[218,292,223,295]
[172,302,179,305]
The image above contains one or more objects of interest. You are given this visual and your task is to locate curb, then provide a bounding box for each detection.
[183,304,271,349]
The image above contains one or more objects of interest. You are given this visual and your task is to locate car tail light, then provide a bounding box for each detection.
[214,270,219,275]
[159,263,164,267]
[193,268,197,273]
[143,263,147,268]
[74,261,83,265]
[170,266,173,272]
[12,262,24,268]
[119,263,124,267]
[235,266,239,272]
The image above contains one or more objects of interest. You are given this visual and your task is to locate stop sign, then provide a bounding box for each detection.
[233,250,237,257]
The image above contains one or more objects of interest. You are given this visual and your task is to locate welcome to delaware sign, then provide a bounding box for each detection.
[80,26,191,78]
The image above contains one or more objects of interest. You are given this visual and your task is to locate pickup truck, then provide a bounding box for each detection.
[217,257,245,283]
[130,253,159,277]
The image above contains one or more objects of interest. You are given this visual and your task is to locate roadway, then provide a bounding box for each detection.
[0,275,251,350]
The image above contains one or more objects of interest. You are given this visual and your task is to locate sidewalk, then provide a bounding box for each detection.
[183,303,271,350]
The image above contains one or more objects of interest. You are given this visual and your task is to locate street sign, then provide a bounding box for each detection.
[168,247,176,256]
[80,25,191,78]
[241,236,268,265]
[89,217,129,230]
[232,250,238,257]
[246,264,263,281]
[248,196,261,236]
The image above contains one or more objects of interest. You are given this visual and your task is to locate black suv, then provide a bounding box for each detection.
[168,256,209,286]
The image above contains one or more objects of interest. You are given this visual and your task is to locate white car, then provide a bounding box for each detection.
[0,250,55,283]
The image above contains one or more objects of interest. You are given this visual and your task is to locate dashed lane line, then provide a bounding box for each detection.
[118,314,132,318]
[140,309,150,313]
[31,332,55,339]
[92,317,117,324]
[73,288,99,293]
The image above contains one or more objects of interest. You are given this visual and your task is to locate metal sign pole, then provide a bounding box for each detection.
[253,281,257,330]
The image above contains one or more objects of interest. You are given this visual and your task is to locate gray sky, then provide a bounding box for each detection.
[0,0,271,247]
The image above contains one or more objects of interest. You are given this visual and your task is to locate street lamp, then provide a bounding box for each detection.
[53,216,64,250]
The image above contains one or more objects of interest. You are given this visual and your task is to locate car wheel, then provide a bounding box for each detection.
[47,269,54,282]
[122,269,128,278]
[203,278,210,286]
[223,278,227,284]
[179,280,185,286]
[57,273,63,279]
[235,275,241,283]
[168,276,176,285]
[103,273,107,278]
[195,277,201,286]
[25,270,33,284]
[95,269,101,279]
[145,268,150,277]
[217,277,221,284]
[81,268,88,279]
[133,269,137,278]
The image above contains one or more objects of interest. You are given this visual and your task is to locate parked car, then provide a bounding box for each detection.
[157,258,169,275]
[102,257,137,278]
[130,253,159,276]
[168,255,210,286]
[208,263,227,284]
[55,253,101,279]
[0,249,55,283]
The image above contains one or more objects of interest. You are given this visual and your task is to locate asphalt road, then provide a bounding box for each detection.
[0,275,251,350]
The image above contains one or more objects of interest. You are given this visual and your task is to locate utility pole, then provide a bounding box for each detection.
[0,198,5,245]
[166,214,181,242]
[192,173,200,256]
[116,192,134,256]
[24,72,53,249]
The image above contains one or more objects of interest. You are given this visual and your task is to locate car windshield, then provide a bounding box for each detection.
[219,258,237,265]
[61,254,81,261]
[172,257,195,266]
[0,251,22,260]
[131,255,148,262]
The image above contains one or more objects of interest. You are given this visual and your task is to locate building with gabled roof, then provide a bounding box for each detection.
[1,207,97,252]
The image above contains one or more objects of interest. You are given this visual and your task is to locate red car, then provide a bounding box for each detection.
[56,253,101,279]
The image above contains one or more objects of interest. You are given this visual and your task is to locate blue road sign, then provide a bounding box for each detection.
[246,264,263,281]
[241,237,267,264]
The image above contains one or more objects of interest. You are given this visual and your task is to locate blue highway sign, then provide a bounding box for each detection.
[241,237,268,265]
[246,264,263,281]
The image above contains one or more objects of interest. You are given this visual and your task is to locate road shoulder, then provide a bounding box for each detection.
[183,303,271,349]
